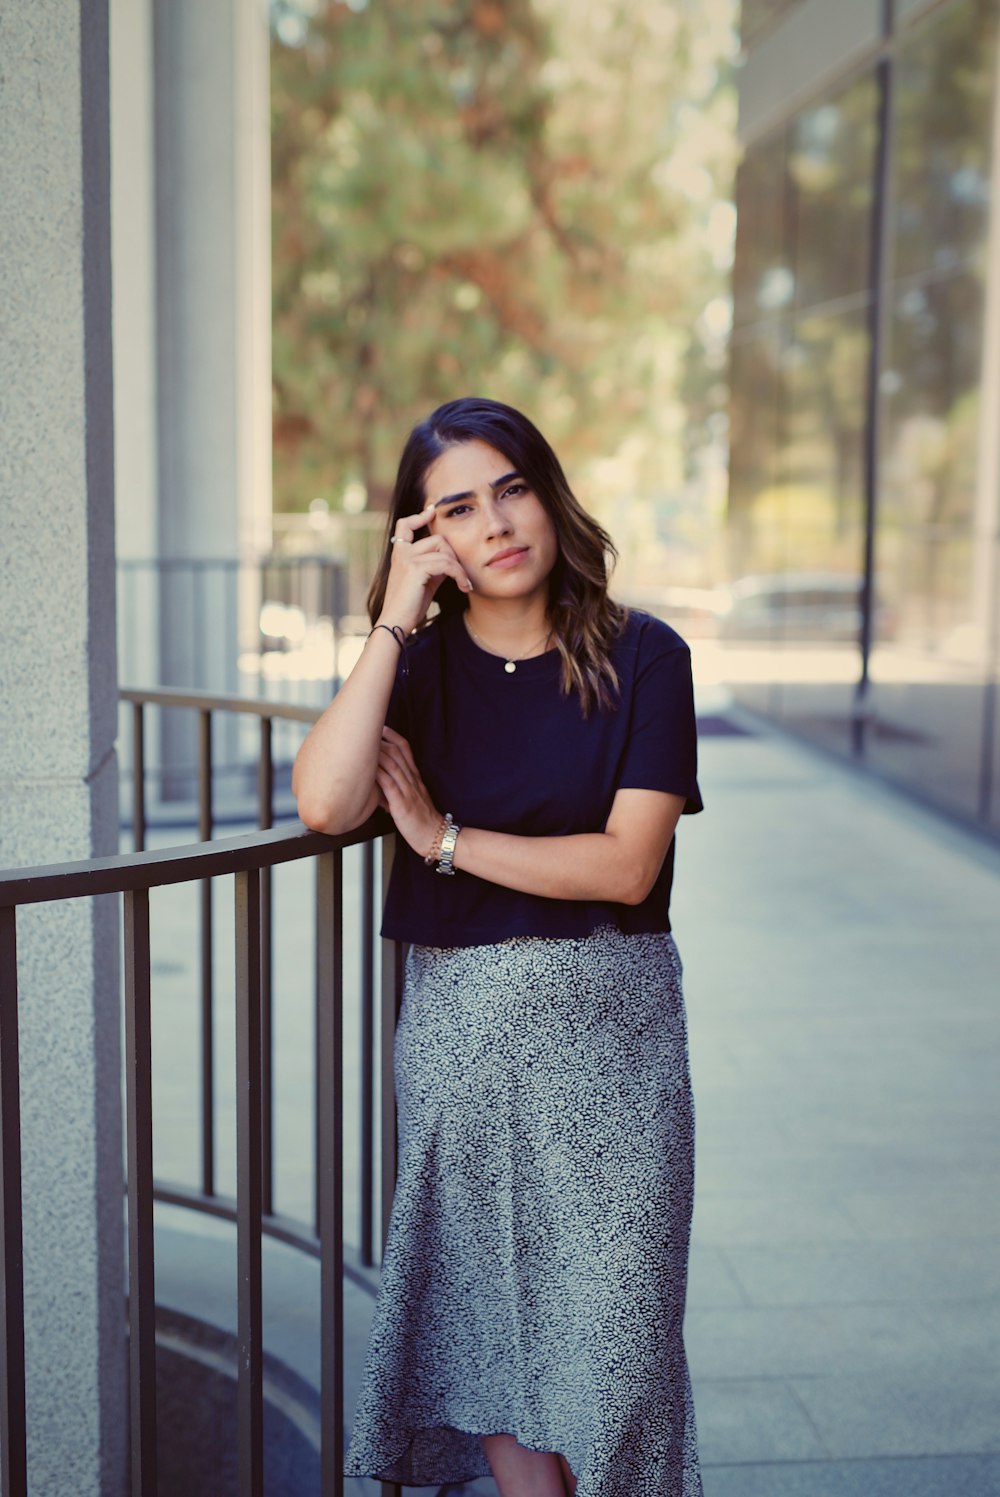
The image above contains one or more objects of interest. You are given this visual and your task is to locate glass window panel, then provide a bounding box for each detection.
[788,73,879,311]
[891,0,1000,282]
[733,135,790,330]
[725,327,787,716]
[867,641,991,821]
[771,307,870,752]
[871,267,996,818]
[741,0,799,47]
[876,270,992,647]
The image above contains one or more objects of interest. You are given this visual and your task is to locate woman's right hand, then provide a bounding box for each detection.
[377,501,474,633]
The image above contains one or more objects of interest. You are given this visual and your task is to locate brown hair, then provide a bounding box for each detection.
[367,398,627,714]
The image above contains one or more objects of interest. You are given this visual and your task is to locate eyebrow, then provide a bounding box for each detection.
[432,471,522,509]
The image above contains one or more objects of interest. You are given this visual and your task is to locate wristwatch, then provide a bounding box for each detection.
[436,814,461,876]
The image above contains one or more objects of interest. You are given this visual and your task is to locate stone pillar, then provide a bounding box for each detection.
[111,0,159,692]
[152,0,272,797]
[0,2,127,1494]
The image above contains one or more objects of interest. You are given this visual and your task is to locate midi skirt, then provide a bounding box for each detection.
[343,922,703,1496]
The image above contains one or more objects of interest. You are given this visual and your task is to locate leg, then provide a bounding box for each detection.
[481,1433,568,1497]
[557,1453,577,1495]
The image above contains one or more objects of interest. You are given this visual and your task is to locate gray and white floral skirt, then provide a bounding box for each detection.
[344,922,703,1497]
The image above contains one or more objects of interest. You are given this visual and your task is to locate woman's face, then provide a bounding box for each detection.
[422,439,559,604]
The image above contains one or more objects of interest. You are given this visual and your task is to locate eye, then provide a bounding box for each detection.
[500,482,527,500]
[441,502,473,518]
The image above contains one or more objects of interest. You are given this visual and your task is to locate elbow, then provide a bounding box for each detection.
[293,748,351,834]
[619,864,660,907]
[295,791,338,835]
[295,783,376,837]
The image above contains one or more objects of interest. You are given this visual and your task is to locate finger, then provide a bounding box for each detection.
[392,502,437,545]
[406,549,474,593]
[378,743,419,796]
[393,533,473,592]
[377,744,417,793]
[375,765,401,804]
[380,728,417,769]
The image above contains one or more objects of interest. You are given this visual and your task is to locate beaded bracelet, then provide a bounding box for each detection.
[369,622,409,675]
[423,812,451,867]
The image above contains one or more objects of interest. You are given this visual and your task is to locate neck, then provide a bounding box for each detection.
[464,596,551,655]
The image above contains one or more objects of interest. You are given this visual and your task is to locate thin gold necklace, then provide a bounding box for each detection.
[465,617,552,674]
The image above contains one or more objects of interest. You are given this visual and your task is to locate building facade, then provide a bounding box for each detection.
[730,0,1000,838]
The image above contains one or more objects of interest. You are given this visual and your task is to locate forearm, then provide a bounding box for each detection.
[292,628,400,833]
[450,824,664,907]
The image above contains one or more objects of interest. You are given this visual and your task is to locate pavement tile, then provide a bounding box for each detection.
[703,1453,1000,1497]
[692,1379,827,1464]
[685,1303,942,1381]
[686,1246,750,1310]
[833,1453,1000,1496]
[790,1373,1000,1457]
[722,1238,1000,1308]
[915,1298,1000,1373]
[840,1186,1000,1241]
[703,1461,854,1496]
[691,1192,863,1248]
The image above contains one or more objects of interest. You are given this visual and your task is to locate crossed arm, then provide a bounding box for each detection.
[292,632,684,909]
[375,727,685,907]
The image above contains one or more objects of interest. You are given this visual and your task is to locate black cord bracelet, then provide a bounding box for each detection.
[369,623,409,675]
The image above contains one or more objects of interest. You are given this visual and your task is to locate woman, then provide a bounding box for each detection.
[293,397,704,1497]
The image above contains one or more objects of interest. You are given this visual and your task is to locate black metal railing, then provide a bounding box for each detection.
[0,688,406,1497]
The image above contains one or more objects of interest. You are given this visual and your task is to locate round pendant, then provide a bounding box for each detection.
[504,660,516,674]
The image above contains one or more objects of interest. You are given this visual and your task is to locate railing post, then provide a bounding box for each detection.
[258,717,274,1215]
[360,840,375,1266]
[0,906,27,1497]
[378,834,404,1497]
[234,869,264,1497]
[124,889,158,1496]
[316,851,344,1497]
[132,701,146,854]
[379,836,401,1260]
[199,710,215,1197]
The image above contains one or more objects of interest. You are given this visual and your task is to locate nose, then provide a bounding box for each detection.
[482,495,513,538]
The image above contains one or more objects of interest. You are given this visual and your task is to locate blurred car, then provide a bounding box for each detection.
[717,571,895,642]
[626,585,731,639]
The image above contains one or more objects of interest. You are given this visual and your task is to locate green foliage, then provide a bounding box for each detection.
[271,0,737,515]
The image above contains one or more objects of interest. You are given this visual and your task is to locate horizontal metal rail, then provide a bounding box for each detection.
[119,684,326,724]
[0,818,387,907]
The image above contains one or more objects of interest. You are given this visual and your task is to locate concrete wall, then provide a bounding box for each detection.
[0,1,127,1491]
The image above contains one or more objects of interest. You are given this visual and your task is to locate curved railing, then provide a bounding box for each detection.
[0,688,405,1497]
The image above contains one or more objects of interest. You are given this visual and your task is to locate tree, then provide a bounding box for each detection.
[270,0,737,527]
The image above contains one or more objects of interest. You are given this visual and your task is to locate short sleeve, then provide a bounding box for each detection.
[616,636,704,814]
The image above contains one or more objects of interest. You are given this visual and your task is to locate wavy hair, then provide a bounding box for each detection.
[367,398,626,714]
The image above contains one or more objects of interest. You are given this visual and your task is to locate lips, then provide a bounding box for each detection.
[487,546,529,568]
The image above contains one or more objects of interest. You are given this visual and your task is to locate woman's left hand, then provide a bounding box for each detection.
[375,726,442,861]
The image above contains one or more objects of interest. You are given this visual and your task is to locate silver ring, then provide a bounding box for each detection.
[390,535,409,545]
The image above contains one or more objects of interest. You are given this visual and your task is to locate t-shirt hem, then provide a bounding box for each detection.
[379,911,673,949]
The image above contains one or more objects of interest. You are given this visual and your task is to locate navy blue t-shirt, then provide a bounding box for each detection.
[380,607,703,947]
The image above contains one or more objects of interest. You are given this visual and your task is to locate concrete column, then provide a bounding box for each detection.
[152,0,271,796]
[111,0,159,699]
[0,2,127,1494]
